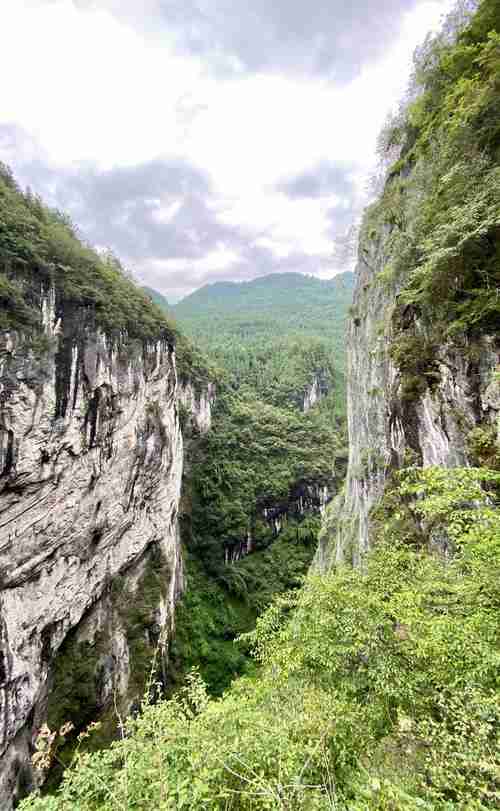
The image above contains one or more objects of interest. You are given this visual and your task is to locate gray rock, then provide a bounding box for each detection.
[316,220,499,569]
[0,287,213,807]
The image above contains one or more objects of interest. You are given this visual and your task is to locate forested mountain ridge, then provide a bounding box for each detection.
[175,271,353,314]
[19,2,500,809]
[147,270,354,404]
[174,270,354,373]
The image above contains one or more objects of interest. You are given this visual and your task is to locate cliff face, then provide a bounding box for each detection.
[302,371,330,412]
[178,381,216,435]
[317,0,500,569]
[317,217,499,571]
[225,482,332,565]
[0,288,186,806]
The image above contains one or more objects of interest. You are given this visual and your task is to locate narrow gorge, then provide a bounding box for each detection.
[1,0,499,808]
[0,169,350,805]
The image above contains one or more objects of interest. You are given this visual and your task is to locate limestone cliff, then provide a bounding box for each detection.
[302,371,330,412]
[178,381,216,435]
[317,229,499,571]
[0,288,187,806]
[317,0,499,567]
[225,482,333,565]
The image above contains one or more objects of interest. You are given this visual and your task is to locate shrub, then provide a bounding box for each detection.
[21,465,500,810]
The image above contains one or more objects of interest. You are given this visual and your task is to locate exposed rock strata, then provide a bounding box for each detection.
[226,482,333,565]
[0,288,187,807]
[303,372,330,412]
[178,381,216,435]
[316,228,499,571]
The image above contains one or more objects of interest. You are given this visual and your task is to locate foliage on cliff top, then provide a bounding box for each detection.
[367,0,499,339]
[21,465,500,810]
[0,163,175,343]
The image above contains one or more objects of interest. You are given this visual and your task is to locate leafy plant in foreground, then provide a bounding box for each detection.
[21,465,500,810]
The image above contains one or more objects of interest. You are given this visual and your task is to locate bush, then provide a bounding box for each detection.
[21,465,500,810]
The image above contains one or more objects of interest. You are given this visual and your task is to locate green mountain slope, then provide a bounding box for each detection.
[174,271,354,373]
[175,270,353,313]
[142,285,170,312]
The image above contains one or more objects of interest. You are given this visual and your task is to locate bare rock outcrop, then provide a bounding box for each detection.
[0,288,185,806]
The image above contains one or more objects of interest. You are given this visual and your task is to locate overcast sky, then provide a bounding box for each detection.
[0,0,452,301]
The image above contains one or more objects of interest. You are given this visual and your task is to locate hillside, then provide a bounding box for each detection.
[175,270,353,315]
[174,271,354,373]
[142,285,170,312]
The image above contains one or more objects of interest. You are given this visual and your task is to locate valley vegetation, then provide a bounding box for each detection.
[166,276,352,695]
[20,465,500,810]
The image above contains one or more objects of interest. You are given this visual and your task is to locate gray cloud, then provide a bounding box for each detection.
[1,124,355,300]
[76,0,420,80]
[1,132,218,258]
[52,163,220,263]
[277,161,358,200]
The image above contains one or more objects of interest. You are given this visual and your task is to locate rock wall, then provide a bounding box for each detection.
[226,482,333,565]
[0,288,185,807]
[262,482,332,534]
[316,222,499,571]
[178,381,216,435]
[303,371,330,412]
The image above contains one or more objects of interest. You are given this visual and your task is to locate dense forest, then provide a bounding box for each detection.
[174,272,354,375]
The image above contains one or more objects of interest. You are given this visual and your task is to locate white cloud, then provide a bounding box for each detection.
[0,0,454,293]
[0,0,202,166]
[152,200,184,225]
[137,245,243,297]
[219,192,337,256]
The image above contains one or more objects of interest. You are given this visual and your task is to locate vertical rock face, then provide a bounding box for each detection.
[178,381,216,435]
[0,289,185,807]
[317,227,499,571]
[303,372,329,412]
[224,483,333,565]
[316,2,500,569]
